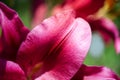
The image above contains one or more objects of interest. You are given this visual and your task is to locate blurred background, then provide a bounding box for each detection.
[1,0,120,76]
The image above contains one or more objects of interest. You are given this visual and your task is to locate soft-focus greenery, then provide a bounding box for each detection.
[1,0,120,76]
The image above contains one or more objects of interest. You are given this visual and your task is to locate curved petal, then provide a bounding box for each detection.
[17,10,75,73]
[89,18,120,53]
[0,59,26,80]
[0,2,30,60]
[71,64,120,80]
[34,18,91,79]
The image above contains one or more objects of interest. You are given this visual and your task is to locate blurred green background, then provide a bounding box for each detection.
[1,0,120,76]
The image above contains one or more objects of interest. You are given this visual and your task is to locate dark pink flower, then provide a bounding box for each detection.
[0,2,119,80]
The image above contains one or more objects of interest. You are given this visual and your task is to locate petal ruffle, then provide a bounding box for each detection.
[0,2,30,60]
[71,64,120,80]
[34,18,91,79]
[89,18,120,53]
[0,59,26,80]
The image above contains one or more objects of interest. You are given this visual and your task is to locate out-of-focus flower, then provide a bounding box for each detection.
[52,0,105,18]
[0,2,119,80]
[31,0,47,27]
[52,0,120,53]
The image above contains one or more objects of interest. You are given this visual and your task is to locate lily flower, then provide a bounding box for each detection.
[0,2,119,80]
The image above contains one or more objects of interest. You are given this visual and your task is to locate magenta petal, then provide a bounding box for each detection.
[34,18,91,80]
[0,59,26,80]
[0,2,30,60]
[71,64,120,80]
[89,18,120,53]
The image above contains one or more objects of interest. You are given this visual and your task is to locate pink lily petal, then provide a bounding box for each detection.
[89,18,120,53]
[17,10,91,79]
[0,2,30,61]
[0,59,26,80]
[53,0,105,18]
[34,18,91,80]
[71,64,120,80]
